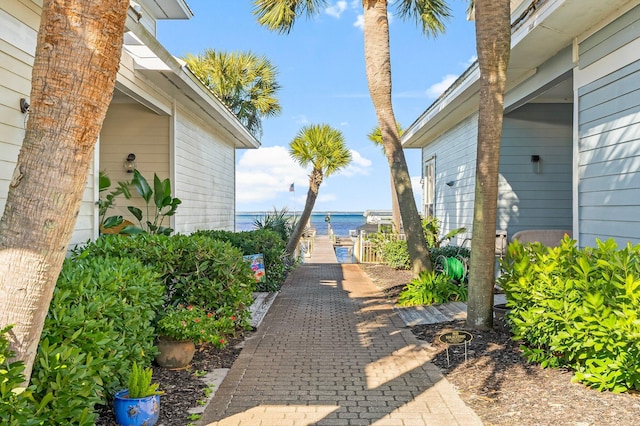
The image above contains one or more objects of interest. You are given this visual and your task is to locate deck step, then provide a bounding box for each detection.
[249,292,278,328]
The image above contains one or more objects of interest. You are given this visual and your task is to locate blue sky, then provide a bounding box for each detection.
[157,0,477,213]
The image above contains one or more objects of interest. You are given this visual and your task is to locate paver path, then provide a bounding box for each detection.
[198,236,482,425]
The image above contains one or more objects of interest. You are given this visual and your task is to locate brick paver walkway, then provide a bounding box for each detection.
[198,236,482,425]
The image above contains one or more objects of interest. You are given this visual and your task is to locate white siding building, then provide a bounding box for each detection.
[0,0,259,246]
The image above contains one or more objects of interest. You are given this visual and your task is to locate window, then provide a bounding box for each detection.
[423,157,435,217]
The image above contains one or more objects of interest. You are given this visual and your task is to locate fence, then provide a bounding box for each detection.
[354,233,406,264]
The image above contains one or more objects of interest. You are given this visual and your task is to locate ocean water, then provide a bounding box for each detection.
[236,211,365,236]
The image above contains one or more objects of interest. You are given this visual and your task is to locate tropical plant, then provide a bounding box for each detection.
[466,0,512,330]
[284,124,352,256]
[253,0,450,277]
[123,169,181,235]
[184,50,281,138]
[252,207,296,242]
[126,362,163,399]
[97,171,131,231]
[0,1,130,381]
[367,123,404,232]
[97,170,181,235]
[422,216,467,248]
[398,270,467,306]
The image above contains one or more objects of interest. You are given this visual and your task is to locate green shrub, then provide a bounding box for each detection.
[194,228,290,292]
[382,239,411,270]
[76,234,255,327]
[398,270,467,306]
[498,237,640,393]
[430,245,470,260]
[0,326,48,426]
[28,256,164,424]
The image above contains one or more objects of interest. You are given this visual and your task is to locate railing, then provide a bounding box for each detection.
[355,233,406,264]
[298,229,316,259]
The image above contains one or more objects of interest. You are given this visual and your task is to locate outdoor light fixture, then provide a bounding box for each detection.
[531,155,541,174]
[446,180,455,187]
[19,98,29,113]
[124,153,136,173]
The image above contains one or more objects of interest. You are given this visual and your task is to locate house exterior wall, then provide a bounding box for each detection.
[100,102,170,227]
[422,114,478,244]
[499,104,573,237]
[173,105,236,233]
[0,0,96,247]
[575,5,640,247]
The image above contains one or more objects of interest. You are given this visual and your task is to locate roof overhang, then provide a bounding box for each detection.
[137,0,193,20]
[122,17,260,149]
[402,0,635,148]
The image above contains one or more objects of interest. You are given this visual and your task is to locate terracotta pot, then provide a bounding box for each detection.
[155,337,195,369]
[493,303,512,333]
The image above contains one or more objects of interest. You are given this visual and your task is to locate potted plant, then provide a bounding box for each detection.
[154,305,233,369]
[113,362,163,426]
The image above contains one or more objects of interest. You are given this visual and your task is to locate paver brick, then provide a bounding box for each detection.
[197,236,482,426]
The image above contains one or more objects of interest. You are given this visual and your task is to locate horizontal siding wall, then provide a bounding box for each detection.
[500,103,573,239]
[578,59,640,246]
[579,3,640,69]
[422,113,478,245]
[1,0,96,247]
[174,106,236,233]
[100,102,170,227]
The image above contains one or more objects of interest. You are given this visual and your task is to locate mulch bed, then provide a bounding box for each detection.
[95,335,245,426]
[360,263,640,426]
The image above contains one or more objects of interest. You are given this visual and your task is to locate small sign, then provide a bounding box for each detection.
[439,330,473,346]
[243,254,266,283]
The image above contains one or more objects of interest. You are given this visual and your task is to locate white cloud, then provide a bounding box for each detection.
[463,55,477,68]
[292,114,309,125]
[236,146,309,203]
[339,149,372,177]
[425,74,458,99]
[353,14,364,30]
[325,1,347,18]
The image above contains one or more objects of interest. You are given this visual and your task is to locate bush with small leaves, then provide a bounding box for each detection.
[498,237,640,393]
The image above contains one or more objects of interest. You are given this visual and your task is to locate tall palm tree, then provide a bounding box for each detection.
[0,0,130,380]
[367,123,404,233]
[253,0,450,276]
[286,124,352,256]
[184,50,282,138]
[466,0,511,330]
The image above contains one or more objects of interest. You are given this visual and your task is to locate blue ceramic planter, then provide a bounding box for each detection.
[113,389,160,426]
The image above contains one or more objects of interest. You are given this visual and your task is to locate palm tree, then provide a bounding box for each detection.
[184,50,282,138]
[368,123,404,233]
[466,0,511,330]
[0,0,130,380]
[253,0,450,277]
[285,124,352,256]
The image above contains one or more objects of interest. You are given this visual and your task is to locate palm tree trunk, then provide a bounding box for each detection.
[0,0,129,380]
[466,0,511,330]
[363,0,431,277]
[286,169,323,256]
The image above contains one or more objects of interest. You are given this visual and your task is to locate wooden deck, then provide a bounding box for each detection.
[393,294,506,326]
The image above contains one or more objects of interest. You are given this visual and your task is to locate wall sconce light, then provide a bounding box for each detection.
[20,98,30,113]
[124,153,136,173]
[446,180,456,187]
[531,155,541,174]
